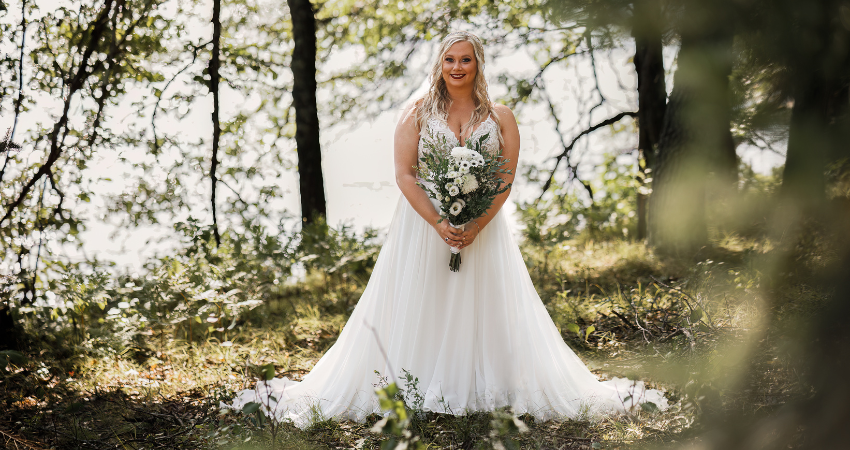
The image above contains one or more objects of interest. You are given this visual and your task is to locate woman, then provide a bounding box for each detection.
[227,31,667,428]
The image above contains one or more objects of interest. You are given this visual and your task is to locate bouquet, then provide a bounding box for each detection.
[417,132,512,272]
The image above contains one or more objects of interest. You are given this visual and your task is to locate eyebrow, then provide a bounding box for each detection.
[444,53,474,58]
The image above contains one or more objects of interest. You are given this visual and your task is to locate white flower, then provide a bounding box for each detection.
[448,185,460,196]
[459,160,471,170]
[446,170,461,179]
[449,201,464,216]
[451,146,474,159]
[460,174,479,194]
[444,196,450,202]
[459,166,469,174]
[471,155,485,167]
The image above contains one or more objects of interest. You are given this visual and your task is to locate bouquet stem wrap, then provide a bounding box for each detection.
[449,222,466,272]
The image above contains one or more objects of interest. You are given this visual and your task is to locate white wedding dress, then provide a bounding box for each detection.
[225,115,668,428]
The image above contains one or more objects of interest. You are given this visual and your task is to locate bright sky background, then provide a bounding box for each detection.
[0,0,784,272]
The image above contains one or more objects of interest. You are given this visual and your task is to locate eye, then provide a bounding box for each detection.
[445,57,454,63]
[462,58,472,63]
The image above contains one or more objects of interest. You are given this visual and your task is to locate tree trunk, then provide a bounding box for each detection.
[781,74,849,206]
[287,0,327,224]
[649,76,705,255]
[648,0,738,257]
[0,303,18,350]
[209,0,222,245]
[781,81,830,205]
[632,0,667,240]
[649,21,735,257]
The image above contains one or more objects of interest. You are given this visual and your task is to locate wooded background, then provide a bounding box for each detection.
[1,0,849,448]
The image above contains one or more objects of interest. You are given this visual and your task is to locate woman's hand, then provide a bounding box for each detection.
[456,221,480,249]
[435,220,464,247]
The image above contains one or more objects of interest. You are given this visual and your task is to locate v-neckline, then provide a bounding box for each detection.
[440,115,493,144]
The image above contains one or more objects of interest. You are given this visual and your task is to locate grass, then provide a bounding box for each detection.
[0,234,817,449]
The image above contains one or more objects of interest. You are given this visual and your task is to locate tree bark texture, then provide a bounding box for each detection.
[648,20,736,257]
[780,5,850,209]
[632,0,667,240]
[288,0,327,224]
[209,0,222,246]
[781,80,831,205]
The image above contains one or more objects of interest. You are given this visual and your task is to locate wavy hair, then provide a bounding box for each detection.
[414,31,503,146]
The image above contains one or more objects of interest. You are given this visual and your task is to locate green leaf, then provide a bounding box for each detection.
[640,401,659,413]
[242,402,261,414]
[260,363,275,380]
[384,382,399,398]
[690,308,704,323]
[565,323,580,337]
[585,325,595,340]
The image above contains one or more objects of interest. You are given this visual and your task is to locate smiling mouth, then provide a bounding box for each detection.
[450,74,466,79]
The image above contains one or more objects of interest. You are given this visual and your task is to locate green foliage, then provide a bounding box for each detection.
[519,152,640,248]
[371,382,426,450]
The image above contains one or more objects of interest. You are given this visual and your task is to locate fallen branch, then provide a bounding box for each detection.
[612,310,638,331]
[650,275,715,328]
[0,428,47,450]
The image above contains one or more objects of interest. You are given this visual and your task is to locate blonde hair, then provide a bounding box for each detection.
[415,31,503,146]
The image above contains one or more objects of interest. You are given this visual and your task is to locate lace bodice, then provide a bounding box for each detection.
[418,115,500,157]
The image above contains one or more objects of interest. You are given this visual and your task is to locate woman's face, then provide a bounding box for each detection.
[441,40,477,90]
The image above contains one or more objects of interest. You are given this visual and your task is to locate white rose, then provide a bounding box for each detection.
[451,147,471,159]
[448,185,460,196]
[461,174,479,194]
[449,201,464,216]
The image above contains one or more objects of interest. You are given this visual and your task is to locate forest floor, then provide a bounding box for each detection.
[0,237,813,449]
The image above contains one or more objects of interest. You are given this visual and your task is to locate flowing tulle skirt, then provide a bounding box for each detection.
[226,196,667,428]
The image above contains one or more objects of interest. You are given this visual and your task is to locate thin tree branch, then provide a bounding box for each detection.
[86,1,154,151]
[0,427,46,450]
[151,40,210,153]
[10,0,27,143]
[0,0,115,227]
[586,33,607,118]
[46,169,67,222]
[537,75,636,200]
[538,83,594,199]
[541,106,638,198]
[27,178,48,305]
[220,179,249,206]
[0,0,28,187]
[507,49,587,110]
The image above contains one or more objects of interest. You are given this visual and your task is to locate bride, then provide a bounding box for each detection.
[227,31,667,428]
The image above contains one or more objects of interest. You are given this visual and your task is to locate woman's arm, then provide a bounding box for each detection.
[394,103,464,247]
[457,104,520,248]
